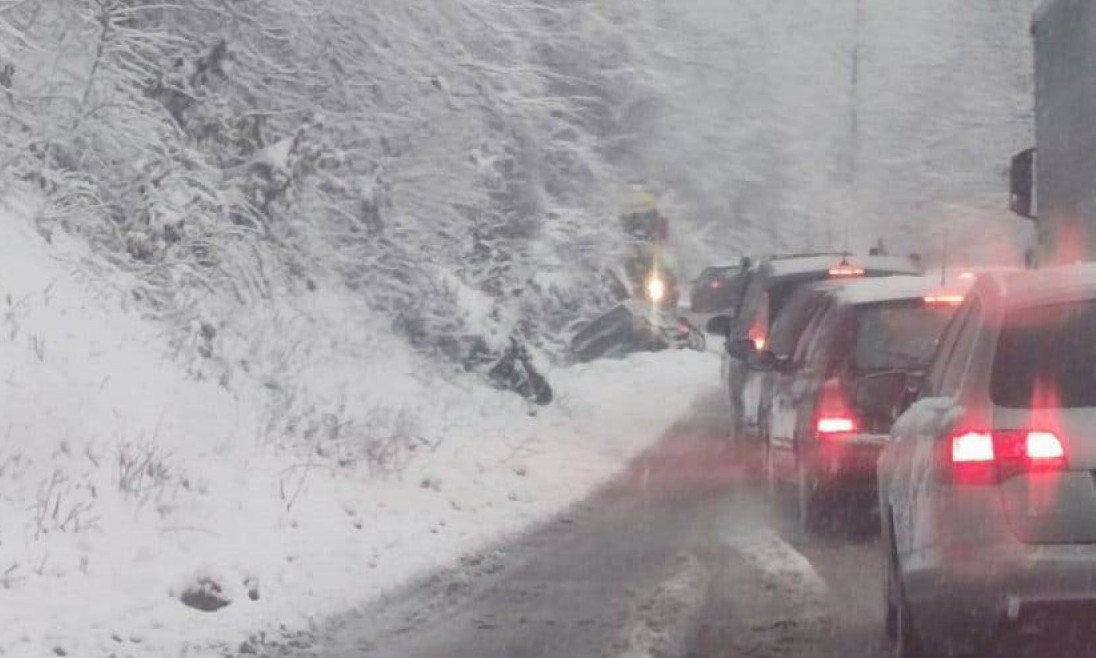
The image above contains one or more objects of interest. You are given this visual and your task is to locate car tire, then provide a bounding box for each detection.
[796,452,823,534]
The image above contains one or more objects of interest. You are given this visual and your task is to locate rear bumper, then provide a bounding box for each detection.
[907,543,1096,655]
[815,434,887,487]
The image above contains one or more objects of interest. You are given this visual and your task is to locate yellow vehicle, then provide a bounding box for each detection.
[620,184,670,244]
[618,185,676,306]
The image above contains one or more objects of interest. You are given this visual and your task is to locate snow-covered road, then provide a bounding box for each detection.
[258,389,892,658]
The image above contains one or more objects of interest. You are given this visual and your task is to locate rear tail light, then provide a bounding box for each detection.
[943,430,1067,484]
[709,279,724,289]
[746,326,766,350]
[814,378,859,438]
[923,293,965,306]
[1026,431,1066,460]
[828,266,865,277]
[951,431,995,463]
[817,416,857,434]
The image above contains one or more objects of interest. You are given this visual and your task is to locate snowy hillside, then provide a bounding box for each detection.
[0,193,716,656]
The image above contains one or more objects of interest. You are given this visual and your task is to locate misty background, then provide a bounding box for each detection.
[626,0,1037,274]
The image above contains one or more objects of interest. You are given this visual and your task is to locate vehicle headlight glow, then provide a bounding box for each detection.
[646,276,665,302]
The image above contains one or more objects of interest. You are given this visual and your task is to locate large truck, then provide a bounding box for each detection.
[1011,0,1096,265]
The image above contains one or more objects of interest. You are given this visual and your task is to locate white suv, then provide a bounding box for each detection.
[878,264,1096,657]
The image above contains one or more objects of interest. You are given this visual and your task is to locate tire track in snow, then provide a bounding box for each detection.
[606,553,708,658]
[719,525,828,624]
[685,494,832,658]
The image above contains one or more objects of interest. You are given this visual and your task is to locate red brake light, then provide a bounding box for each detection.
[923,294,965,306]
[944,430,1067,484]
[1026,431,1065,461]
[814,378,859,438]
[709,279,724,289]
[951,431,994,462]
[817,417,857,434]
[828,266,865,277]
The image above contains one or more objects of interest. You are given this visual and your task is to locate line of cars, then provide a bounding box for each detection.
[705,254,1096,655]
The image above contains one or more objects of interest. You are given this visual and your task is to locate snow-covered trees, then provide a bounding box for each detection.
[0,0,664,375]
[0,0,1036,378]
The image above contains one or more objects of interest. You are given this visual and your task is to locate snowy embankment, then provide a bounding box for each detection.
[0,201,718,657]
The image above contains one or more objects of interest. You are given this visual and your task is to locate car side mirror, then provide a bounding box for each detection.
[747,350,776,372]
[898,372,924,413]
[1009,147,1036,220]
[854,370,910,421]
[727,338,756,359]
[747,350,792,373]
[705,314,734,335]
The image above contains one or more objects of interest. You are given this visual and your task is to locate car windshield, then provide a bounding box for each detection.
[992,299,1096,409]
[852,301,954,372]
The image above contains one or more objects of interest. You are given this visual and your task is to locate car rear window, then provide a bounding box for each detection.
[768,276,827,323]
[766,288,821,355]
[852,301,955,373]
[991,299,1096,409]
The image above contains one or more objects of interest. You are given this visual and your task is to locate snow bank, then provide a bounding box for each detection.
[0,199,718,657]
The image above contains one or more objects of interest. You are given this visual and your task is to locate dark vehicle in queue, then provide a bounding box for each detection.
[879,264,1096,657]
[690,261,751,314]
[755,276,968,532]
[706,252,923,450]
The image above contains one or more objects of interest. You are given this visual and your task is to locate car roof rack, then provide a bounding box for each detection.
[766,251,849,260]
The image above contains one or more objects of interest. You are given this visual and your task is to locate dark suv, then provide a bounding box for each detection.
[708,253,923,450]
[758,276,967,531]
[690,261,750,314]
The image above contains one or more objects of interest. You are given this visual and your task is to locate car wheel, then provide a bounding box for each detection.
[796,453,823,534]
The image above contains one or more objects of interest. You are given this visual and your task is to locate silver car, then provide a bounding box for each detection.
[878,264,1096,657]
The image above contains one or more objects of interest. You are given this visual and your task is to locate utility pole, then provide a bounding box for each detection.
[845,0,864,251]
[849,0,863,190]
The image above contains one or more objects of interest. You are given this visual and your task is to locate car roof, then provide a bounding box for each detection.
[700,264,741,274]
[763,254,921,279]
[822,275,972,306]
[766,251,848,262]
[988,263,1096,309]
